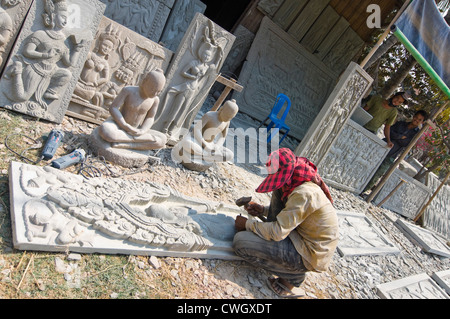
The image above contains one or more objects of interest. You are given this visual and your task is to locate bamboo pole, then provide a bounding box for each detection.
[360,0,412,68]
[366,101,449,203]
[413,170,450,223]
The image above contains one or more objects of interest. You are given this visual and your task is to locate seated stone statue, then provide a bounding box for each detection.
[172,99,238,170]
[90,68,167,167]
[98,68,167,150]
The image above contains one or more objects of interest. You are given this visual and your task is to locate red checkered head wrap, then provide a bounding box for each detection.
[256,148,333,203]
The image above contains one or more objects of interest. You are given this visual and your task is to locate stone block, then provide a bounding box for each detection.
[395,219,450,258]
[336,210,400,257]
[376,273,449,299]
[67,16,173,125]
[9,161,245,260]
[0,0,106,123]
[431,269,450,295]
[232,17,338,141]
[0,0,33,74]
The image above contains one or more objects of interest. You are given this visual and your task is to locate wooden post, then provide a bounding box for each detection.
[366,101,449,203]
[413,170,450,223]
[360,0,411,68]
[211,75,244,111]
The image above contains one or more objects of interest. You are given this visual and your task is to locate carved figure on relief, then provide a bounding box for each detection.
[156,20,226,141]
[98,68,168,151]
[73,23,120,106]
[3,0,85,111]
[0,0,20,65]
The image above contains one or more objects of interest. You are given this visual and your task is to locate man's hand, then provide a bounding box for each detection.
[235,215,248,232]
[245,201,264,217]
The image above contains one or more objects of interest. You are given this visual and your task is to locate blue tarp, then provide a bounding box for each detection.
[395,0,450,87]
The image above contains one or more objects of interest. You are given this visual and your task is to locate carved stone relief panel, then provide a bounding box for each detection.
[422,174,450,241]
[373,169,432,220]
[100,0,175,43]
[294,62,373,165]
[336,210,400,257]
[318,120,389,194]
[152,13,235,144]
[67,16,173,125]
[0,0,33,74]
[395,219,450,258]
[0,0,106,123]
[159,0,206,52]
[9,161,245,259]
[232,17,337,141]
[431,269,450,295]
[376,273,449,299]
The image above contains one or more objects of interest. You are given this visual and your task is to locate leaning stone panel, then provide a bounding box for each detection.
[232,17,337,141]
[376,273,449,299]
[0,0,106,123]
[9,161,245,260]
[374,169,431,220]
[152,13,235,144]
[336,210,400,257]
[294,62,373,166]
[395,219,450,258]
[318,120,389,194]
[67,16,173,124]
[100,0,174,43]
[0,0,33,74]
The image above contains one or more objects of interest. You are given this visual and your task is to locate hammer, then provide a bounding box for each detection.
[235,196,267,222]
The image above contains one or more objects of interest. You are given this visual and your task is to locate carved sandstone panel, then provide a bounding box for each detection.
[377,273,449,299]
[100,0,174,43]
[318,120,389,194]
[0,0,33,74]
[336,210,400,257]
[67,16,173,125]
[423,174,450,240]
[232,17,337,141]
[294,62,373,165]
[0,0,106,123]
[374,169,432,220]
[159,0,206,52]
[152,13,235,143]
[9,161,245,259]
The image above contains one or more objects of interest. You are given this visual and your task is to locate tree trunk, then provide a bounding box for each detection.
[363,35,399,71]
[381,53,417,99]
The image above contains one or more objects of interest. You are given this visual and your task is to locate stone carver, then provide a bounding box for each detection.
[90,68,167,167]
[3,0,85,109]
[171,99,238,171]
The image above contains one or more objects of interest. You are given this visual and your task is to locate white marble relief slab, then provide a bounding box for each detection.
[67,16,173,125]
[374,169,432,220]
[318,120,389,194]
[395,219,450,258]
[376,273,449,299]
[0,0,106,123]
[431,269,450,295]
[100,0,174,43]
[336,210,400,257]
[9,161,246,260]
[232,16,337,141]
[0,0,34,75]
